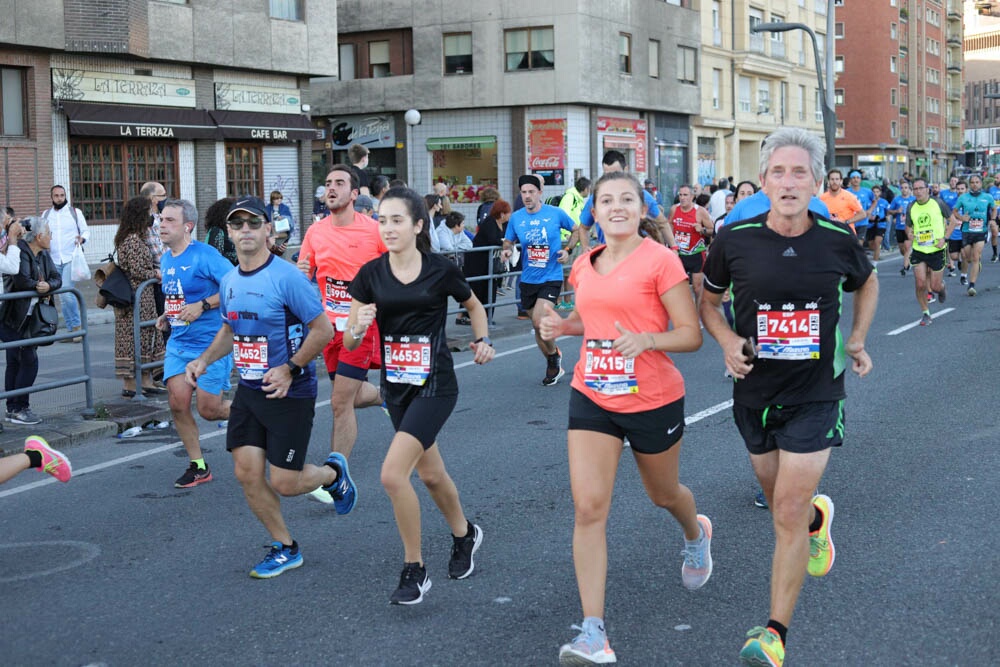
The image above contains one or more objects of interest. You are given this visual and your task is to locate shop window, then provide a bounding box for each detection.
[1,68,26,137]
[505,27,554,71]
[225,143,263,199]
[427,136,498,204]
[369,41,391,78]
[69,140,178,223]
[444,33,473,75]
[339,44,357,81]
[270,0,302,21]
[677,46,697,84]
[619,33,632,74]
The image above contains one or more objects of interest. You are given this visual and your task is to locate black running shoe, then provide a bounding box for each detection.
[448,522,483,579]
[175,462,213,488]
[390,562,431,605]
[542,348,565,386]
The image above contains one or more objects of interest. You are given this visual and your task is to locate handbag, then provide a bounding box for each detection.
[94,254,133,308]
[22,297,58,345]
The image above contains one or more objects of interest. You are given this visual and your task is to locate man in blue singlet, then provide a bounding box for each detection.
[888,181,916,275]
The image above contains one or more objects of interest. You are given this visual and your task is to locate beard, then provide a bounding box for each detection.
[52,200,68,210]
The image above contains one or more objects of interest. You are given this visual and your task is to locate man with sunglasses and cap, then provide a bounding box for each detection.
[186,196,349,579]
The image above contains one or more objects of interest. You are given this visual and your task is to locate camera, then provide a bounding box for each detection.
[19,218,30,232]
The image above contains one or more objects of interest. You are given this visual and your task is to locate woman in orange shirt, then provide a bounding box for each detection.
[539,172,712,665]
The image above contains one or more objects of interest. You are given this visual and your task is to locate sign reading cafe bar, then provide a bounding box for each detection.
[52,68,196,108]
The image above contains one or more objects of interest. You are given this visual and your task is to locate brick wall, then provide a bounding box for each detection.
[0,50,55,218]
[63,0,149,57]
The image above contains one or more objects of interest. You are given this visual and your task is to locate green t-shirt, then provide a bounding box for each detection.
[954,191,994,234]
[906,198,949,254]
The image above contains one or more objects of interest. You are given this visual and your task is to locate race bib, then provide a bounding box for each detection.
[324,277,351,331]
[526,244,549,268]
[164,295,188,327]
[233,335,268,380]
[756,303,820,361]
[675,231,691,251]
[384,335,431,386]
[916,228,935,246]
[969,219,985,232]
[583,339,638,395]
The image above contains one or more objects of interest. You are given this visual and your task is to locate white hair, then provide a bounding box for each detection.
[759,128,826,184]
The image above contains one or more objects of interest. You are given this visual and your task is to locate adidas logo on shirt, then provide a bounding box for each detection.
[782,247,797,257]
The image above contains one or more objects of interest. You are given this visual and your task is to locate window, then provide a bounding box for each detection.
[835,88,844,105]
[816,33,826,63]
[815,89,823,122]
[749,8,764,53]
[225,144,263,199]
[891,23,897,40]
[798,84,806,120]
[619,33,632,74]
[834,0,844,5]
[739,76,752,113]
[649,40,660,78]
[927,68,940,85]
[835,22,844,39]
[781,81,788,120]
[836,121,845,139]
[369,40,391,78]
[891,121,897,138]
[505,27,554,71]
[834,56,844,73]
[677,46,697,84]
[444,33,473,75]
[269,0,302,21]
[891,88,897,105]
[757,80,770,113]
[796,32,805,65]
[339,44,356,81]
[0,67,26,136]
[815,0,827,15]
[927,39,940,56]
[771,15,786,57]
[712,1,723,46]
[928,98,940,114]
[69,140,178,223]
[890,56,897,73]
[712,69,722,109]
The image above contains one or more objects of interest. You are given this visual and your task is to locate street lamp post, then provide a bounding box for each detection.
[404,108,421,187]
[751,21,837,172]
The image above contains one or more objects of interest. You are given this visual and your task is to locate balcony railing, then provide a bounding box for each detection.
[771,41,785,59]
[750,34,765,53]
[713,29,722,47]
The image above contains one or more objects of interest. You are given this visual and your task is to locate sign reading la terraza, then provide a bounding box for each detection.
[51,68,197,108]
[215,83,301,113]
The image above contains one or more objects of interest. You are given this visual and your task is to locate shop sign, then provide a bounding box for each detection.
[597,116,648,172]
[51,68,197,108]
[215,83,301,114]
[328,115,396,149]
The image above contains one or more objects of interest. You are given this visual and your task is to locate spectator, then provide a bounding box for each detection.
[348,143,371,195]
[388,178,407,189]
[558,177,592,226]
[0,216,62,425]
[113,197,165,398]
[735,180,758,201]
[204,197,238,265]
[267,190,295,249]
[313,186,330,220]
[423,194,445,253]
[370,175,390,219]
[40,185,89,343]
[465,199,511,325]
[476,186,501,224]
[437,211,472,256]
[434,181,453,215]
[354,194,376,217]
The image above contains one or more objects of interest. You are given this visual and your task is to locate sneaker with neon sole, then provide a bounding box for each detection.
[322,452,357,515]
[808,494,835,577]
[559,618,616,665]
[249,542,303,579]
[175,462,213,488]
[740,626,785,666]
[681,514,713,590]
[24,436,72,483]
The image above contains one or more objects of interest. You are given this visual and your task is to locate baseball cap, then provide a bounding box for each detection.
[315,185,325,198]
[354,194,375,212]
[227,196,270,222]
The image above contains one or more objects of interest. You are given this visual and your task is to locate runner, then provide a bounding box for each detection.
[701,128,878,667]
[818,169,866,232]
[345,187,495,604]
[989,173,1000,261]
[500,174,587,386]
[888,181,916,275]
[866,185,890,261]
[186,197,350,579]
[669,185,715,305]
[0,436,71,485]
[537,171,710,665]
[952,174,995,296]
[942,180,966,279]
[156,198,235,488]
[298,165,388,507]
[845,170,876,245]
[906,179,957,325]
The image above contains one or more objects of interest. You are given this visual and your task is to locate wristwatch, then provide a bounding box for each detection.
[473,336,493,347]
[201,299,211,312]
[286,360,303,378]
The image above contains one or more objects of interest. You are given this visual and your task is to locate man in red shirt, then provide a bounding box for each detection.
[818,169,866,233]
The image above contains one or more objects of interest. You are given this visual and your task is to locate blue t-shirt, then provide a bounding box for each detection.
[870,198,890,229]
[889,195,916,230]
[939,189,958,208]
[504,204,577,284]
[219,254,324,399]
[723,190,830,225]
[580,190,661,244]
[954,191,995,233]
[988,185,1000,202]
[847,187,874,225]
[161,240,236,352]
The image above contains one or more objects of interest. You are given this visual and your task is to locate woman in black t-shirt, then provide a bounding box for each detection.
[346,187,495,606]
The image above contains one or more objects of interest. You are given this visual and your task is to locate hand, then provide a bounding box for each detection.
[469,340,495,365]
[612,322,652,359]
[356,303,377,330]
[296,252,313,277]
[76,236,85,245]
[7,221,23,243]
[846,340,872,378]
[35,280,50,294]
[177,304,203,323]
[185,358,207,387]
[261,365,293,399]
[155,314,168,331]
[500,247,512,262]
[556,249,569,263]
[275,242,287,255]
[724,335,755,380]
[536,301,563,341]
[935,238,946,249]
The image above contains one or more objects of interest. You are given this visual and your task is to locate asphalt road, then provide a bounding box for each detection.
[1,253,998,666]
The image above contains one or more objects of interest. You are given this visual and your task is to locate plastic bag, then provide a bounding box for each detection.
[71,245,91,282]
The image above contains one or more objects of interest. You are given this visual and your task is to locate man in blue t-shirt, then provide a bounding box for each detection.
[942,179,965,277]
[846,170,876,246]
[989,173,1000,262]
[724,190,831,225]
[501,174,585,386]
[953,174,996,295]
[157,199,236,489]
[888,181,917,274]
[186,197,349,580]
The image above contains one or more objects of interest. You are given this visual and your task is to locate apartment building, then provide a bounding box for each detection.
[963,0,1000,173]
[836,0,963,184]
[311,0,700,211]
[0,0,334,259]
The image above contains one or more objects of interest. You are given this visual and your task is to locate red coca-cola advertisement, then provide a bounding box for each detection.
[597,116,647,174]
[528,119,566,186]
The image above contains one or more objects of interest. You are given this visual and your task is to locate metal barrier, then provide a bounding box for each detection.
[130,278,165,403]
[0,286,95,416]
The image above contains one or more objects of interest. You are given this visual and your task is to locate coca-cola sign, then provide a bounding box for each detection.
[530,156,562,169]
[528,119,566,171]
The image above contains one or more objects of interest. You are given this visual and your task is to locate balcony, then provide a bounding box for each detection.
[948,86,961,100]
[947,2,962,19]
[949,115,962,127]
[947,62,962,73]
[947,32,962,46]
[749,33,765,54]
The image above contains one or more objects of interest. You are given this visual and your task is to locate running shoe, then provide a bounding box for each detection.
[24,436,72,483]
[960,275,968,285]
[448,522,483,579]
[249,542,303,579]
[175,462,213,488]
[8,409,41,425]
[936,283,947,304]
[390,562,431,605]
[542,348,565,386]
[899,266,908,276]
[968,286,977,297]
[926,292,936,304]
[753,489,769,509]
[947,267,956,277]
[808,494,835,577]
[381,400,390,418]
[322,452,357,515]
[681,514,713,590]
[993,254,999,263]
[739,626,785,667]
[919,313,933,326]
[516,310,530,320]
[307,486,335,504]
[558,618,616,665]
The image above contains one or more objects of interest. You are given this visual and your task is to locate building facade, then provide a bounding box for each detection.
[835,0,963,184]
[962,0,1000,173]
[0,0,335,260]
[311,0,700,213]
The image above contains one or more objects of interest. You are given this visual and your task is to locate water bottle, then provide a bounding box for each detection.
[118,426,143,439]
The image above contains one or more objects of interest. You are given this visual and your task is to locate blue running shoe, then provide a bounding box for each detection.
[323,452,357,515]
[249,542,303,579]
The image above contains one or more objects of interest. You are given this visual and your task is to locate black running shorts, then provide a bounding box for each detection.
[895,229,909,245]
[520,281,562,311]
[680,252,705,275]
[732,400,845,455]
[385,394,458,450]
[910,248,946,272]
[962,232,987,247]
[568,388,684,455]
[227,385,314,470]
[948,239,963,254]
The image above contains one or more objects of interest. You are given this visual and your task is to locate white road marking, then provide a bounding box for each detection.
[886,308,954,336]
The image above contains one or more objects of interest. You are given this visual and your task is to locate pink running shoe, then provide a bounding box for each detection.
[24,436,72,483]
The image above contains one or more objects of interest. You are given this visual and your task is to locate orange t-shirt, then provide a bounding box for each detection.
[569,237,688,412]
[819,189,862,232]
[300,211,387,330]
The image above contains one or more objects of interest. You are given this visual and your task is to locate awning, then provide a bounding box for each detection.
[426,136,497,151]
[61,101,218,140]
[210,110,316,141]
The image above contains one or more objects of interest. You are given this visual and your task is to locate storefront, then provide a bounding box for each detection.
[327,113,398,179]
[426,135,498,204]
[596,116,648,181]
[527,118,567,187]
[653,113,690,203]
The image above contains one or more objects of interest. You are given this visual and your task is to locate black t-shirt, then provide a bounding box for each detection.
[703,212,873,409]
[351,165,371,190]
[350,252,473,404]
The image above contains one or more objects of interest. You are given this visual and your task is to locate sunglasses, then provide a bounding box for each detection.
[227,217,265,230]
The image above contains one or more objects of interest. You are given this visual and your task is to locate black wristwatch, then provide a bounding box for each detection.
[286,360,303,378]
[201,299,211,312]
[473,336,493,347]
